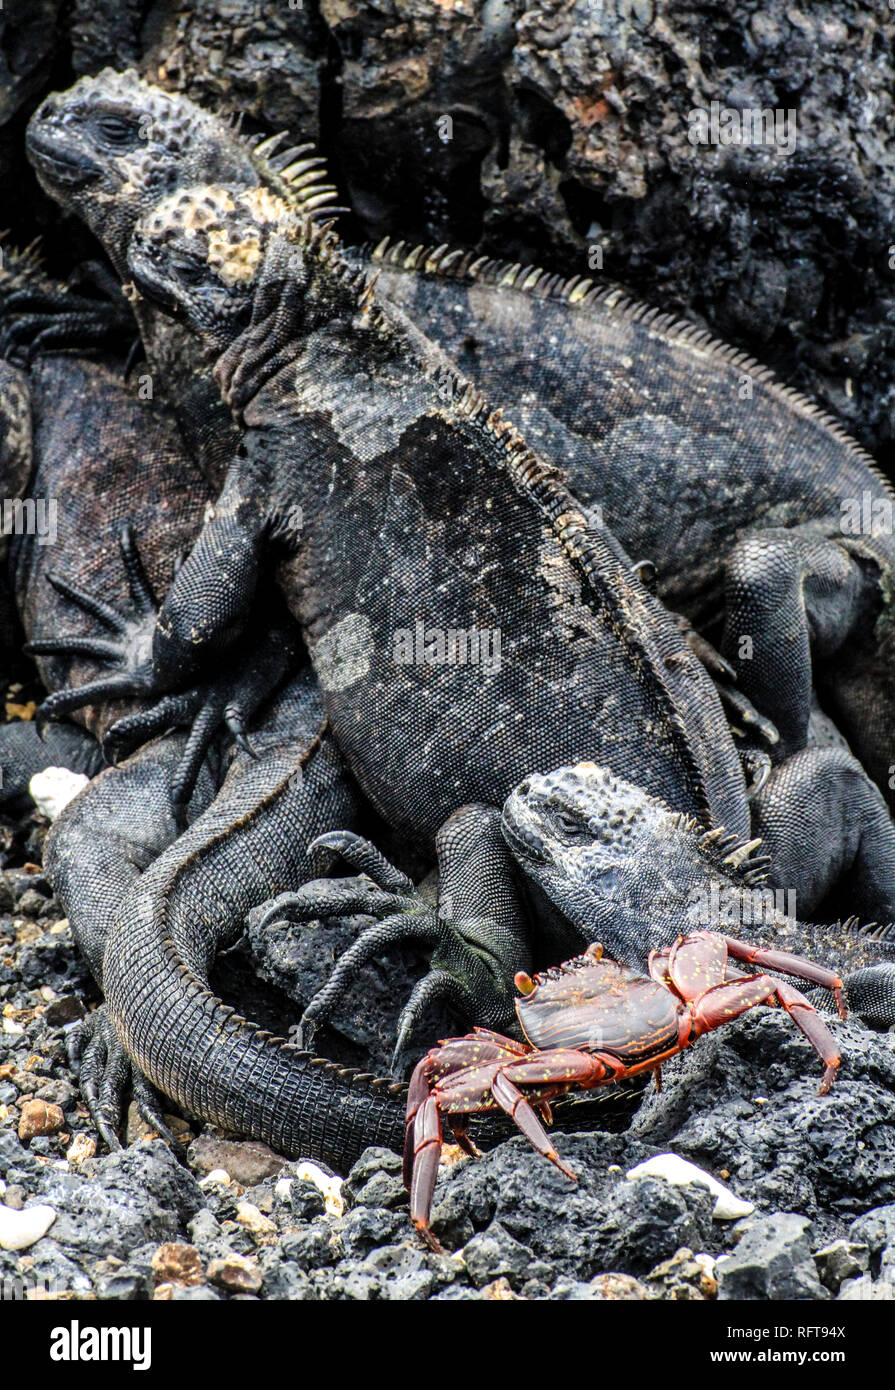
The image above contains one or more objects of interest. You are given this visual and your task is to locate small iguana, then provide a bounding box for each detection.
[25,69,895,805]
[266,757,895,1063]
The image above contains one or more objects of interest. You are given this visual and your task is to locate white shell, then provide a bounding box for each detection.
[0,1202,56,1251]
[29,767,90,820]
[625,1154,754,1220]
[294,1160,344,1216]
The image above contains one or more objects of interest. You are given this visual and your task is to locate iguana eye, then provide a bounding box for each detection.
[172,258,206,286]
[96,115,138,147]
[555,811,588,837]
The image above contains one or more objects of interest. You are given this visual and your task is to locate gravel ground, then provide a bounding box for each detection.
[2,819,895,1302]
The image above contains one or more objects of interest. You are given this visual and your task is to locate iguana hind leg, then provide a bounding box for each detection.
[752,744,895,925]
[721,522,895,805]
[69,1005,181,1152]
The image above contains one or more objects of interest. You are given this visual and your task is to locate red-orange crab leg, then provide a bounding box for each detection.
[489,1048,627,1179]
[685,971,842,1095]
[404,1055,434,1192]
[769,978,842,1095]
[407,1094,448,1253]
[722,937,847,1019]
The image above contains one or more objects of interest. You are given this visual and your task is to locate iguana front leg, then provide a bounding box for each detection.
[249,805,532,1072]
[31,520,296,812]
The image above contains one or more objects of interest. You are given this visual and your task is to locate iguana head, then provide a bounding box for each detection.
[501,762,773,959]
[128,182,366,368]
[27,70,338,279]
[126,184,298,344]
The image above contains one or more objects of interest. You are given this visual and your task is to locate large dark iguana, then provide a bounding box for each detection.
[24,69,895,805]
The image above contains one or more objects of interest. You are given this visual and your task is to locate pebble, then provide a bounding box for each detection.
[17,1098,64,1141]
[29,768,90,821]
[625,1154,754,1220]
[0,1202,56,1251]
[293,1161,344,1216]
[151,1242,204,1287]
[188,1135,288,1186]
[206,1254,263,1295]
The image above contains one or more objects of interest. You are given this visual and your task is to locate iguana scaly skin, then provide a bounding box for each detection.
[25,70,895,802]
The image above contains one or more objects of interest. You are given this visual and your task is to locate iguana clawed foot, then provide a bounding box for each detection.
[0,263,137,365]
[29,522,298,814]
[250,826,521,1075]
[67,1005,181,1153]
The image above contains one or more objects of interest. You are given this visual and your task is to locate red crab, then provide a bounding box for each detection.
[404,930,846,1251]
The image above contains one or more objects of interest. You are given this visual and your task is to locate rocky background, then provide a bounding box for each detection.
[2,0,895,1302]
[2,0,895,466]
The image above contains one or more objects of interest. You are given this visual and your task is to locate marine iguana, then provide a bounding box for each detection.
[498,762,895,1031]
[24,70,895,804]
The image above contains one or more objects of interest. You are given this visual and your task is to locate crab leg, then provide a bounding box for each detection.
[688,973,842,1095]
[722,937,847,1018]
[770,979,842,1095]
[407,1093,447,1252]
[404,1056,433,1191]
[490,1069,578,1181]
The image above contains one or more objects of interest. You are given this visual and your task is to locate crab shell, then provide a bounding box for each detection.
[514,953,681,1063]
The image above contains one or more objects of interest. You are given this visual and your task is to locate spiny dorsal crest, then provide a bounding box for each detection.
[695,824,772,885]
[246,130,343,222]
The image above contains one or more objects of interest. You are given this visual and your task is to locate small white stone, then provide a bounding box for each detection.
[199,1168,231,1189]
[0,1202,56,1251]
[29,767,90,820]
[274,1178,293,1202]
[625,1154,754,1220]
[294,1160,344,1216]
